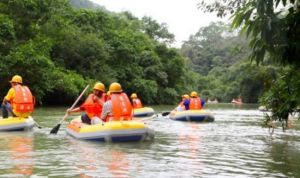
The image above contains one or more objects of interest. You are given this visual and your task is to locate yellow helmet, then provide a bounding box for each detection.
[182,94,190,99]
[93,82,105,92]
[131,93,137,98]
[109,82,122,93]
[10,75,22,84]
[190,91,198,97]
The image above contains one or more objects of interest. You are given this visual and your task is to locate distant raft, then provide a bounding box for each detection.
[0,116,35,131]
[133,107,155,117]
[169,110,214,122]
[66,117,154,142]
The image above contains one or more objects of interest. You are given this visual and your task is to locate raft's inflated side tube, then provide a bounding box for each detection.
[66,117,154,142]
[169,110,214,122]
[0,116,35,131]
[133,107,155,117]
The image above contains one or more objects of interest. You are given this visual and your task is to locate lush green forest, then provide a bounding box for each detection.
[0,0,195,105]
[0,0,299,119]
[181,22,279,103]
[199,0,300,126]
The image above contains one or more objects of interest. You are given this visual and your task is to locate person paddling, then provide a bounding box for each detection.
[67,82,106,125]
[2,75,34,118]
[174,94,190,111]
[100,82,132,122]
[130,93,143,109]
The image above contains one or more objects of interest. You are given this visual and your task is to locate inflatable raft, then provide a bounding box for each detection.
[133,107,155,117]
[0,116,35,131]
[66,117,154,142]
[169,110,214,122]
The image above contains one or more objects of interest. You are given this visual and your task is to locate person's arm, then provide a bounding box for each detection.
[2,88,14,104]
[67,107,82,114]
[100,101,112,121]
[201,98,205,107]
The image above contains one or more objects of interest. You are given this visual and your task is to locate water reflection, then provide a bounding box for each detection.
[107,150,130,178]
[0,133,34,177]
[266,136,300,177]
[0,105,299,177]
[67,138,131,178]
[178,123,203,177]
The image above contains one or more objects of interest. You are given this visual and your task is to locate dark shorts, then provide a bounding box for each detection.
[81,114,91,125]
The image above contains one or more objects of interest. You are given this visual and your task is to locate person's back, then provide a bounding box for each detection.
[2,75,34,118]
[130,93,143,109]
[101,83,132,122]
[189,91,204,110]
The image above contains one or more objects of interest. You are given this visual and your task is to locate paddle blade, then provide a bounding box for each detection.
[162,112,170,116]
[50,123,61,134]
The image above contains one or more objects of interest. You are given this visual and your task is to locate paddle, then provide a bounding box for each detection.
[161,111,171,116]
[140,115,157,122]
[50,85,90,134]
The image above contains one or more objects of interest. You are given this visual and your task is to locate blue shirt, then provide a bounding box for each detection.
[183,99,190,110]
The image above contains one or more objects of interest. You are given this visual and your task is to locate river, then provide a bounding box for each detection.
[0,104,299,177]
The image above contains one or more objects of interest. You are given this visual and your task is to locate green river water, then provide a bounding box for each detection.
[0,104,299,178]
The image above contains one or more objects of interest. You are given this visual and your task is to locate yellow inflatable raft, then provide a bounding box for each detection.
[66,117,154,142]
[133,107,155,117]
[0,116,35,131]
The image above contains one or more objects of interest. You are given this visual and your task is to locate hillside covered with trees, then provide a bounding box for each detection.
[0,0,197,105]
[1,0,298,115]
[181,22,279,103]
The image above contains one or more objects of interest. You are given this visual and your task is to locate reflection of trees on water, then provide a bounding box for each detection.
[267,139,300,177]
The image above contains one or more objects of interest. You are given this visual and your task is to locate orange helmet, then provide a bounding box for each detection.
[190,91,198,97]
[109,82,122,93]
[10,75,22,84]
[182,94,190,99]
[93,82,105,92]
[131,93,137,98]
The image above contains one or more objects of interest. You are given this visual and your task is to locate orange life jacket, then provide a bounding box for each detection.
[110,93,133,121]
[132,98,143,109]
[189,97,202,110]
[12,85,34,113]
[80,94,105,119]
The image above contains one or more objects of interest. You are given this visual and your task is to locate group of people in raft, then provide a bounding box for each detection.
[66,82,143,124]
[1,75,146,125]
[1,75,204,125]
[173,92,205,112]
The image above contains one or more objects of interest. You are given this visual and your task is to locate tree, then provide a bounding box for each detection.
[199,0,300,126]
[141,16,175,45]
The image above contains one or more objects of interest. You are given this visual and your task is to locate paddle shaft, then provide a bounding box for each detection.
[50,85,90,134]
[60,84,90,123]
[140,115,157,122]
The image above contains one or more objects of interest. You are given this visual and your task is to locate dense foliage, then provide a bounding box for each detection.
[0,0,194,105]
[199,0,300,125]
[181,22,278,103]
